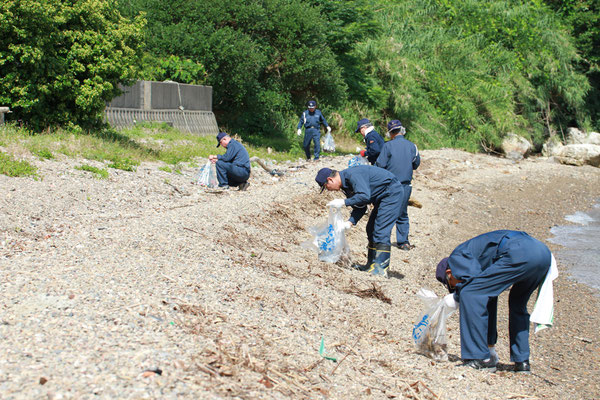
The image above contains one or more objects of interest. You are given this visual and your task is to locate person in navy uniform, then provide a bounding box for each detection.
[315,165,404,277]
[376,120,420,250]
[209,132,251,191]
[356,118,385,164]
[436,230,552,373]
[297,100,331,161]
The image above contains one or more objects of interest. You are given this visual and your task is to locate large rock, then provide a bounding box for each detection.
[549,143,600,167]
[500,133,532,160]
[565,127,600,145]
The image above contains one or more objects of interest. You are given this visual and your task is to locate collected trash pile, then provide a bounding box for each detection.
[323,133,336,152]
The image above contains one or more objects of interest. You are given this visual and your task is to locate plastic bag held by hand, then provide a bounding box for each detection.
[323,132,335,152]
[412,288,457,362]
[195,161,218,188]
[301,206,350,263]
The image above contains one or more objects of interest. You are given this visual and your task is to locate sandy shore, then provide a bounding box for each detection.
[0,149,599,399]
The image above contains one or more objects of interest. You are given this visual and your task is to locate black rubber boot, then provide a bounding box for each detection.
[352,242,375,271]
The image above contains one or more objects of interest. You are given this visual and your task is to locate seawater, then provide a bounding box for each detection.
[548,202,600,293]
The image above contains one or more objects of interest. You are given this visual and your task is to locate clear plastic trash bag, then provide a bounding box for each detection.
[301,206,350,263]
[348,155,369,168]
[323,132,336,152]
[412,288,457,362]
[195,161,218,188]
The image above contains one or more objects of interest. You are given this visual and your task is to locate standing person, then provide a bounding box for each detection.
[436,230,554,373]
[376,120,420,250]
[356,118,384,165]
[315,165,404,277]
[209,132,251,191]
[297,100,331,161]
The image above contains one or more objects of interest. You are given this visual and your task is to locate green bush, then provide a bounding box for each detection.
[0,0,145,130]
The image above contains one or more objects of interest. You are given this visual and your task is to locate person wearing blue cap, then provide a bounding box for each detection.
[297,100,331,161]
[315,165,404,277]
[208,132,251,190]
[435,230,553,373]
[356,118,384,165]
[376,120,420,250]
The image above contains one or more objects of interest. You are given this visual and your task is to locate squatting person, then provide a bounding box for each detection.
[209,132,251,191]
[315,165,403,277]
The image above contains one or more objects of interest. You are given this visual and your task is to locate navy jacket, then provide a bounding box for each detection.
[297,109,328,131]
[375,135,420,183]
[339,165,399,224]
[217,139,251,172]
[364,129,385,164]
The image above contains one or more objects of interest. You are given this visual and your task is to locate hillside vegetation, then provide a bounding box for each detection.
[1,0,599,152]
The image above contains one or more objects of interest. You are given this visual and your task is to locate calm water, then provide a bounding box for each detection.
[548,203,600,294]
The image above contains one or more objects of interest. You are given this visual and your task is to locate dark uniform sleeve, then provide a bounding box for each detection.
[375,144,391,170]
[366,132,383,160]
[217,141,239,163]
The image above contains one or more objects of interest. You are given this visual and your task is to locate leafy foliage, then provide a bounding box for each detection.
[350,0,590,150]
[0,0,145,130]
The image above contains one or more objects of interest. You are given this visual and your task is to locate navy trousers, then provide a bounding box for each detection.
[395,183,412,244]
[459,233,551,361]
[303,129,321,160]
[215,161,249,187]
[365,182,404,245]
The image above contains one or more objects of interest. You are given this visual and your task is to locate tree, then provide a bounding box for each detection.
[0,0,145,130]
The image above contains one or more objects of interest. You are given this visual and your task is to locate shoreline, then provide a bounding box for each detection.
[0,149,599,399]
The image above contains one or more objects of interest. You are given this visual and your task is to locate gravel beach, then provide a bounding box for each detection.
[1,149,599,399]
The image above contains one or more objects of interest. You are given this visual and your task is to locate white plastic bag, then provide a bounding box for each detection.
[323,133,336,152]
[301,206,350,263]
[348,155,369,168]
[195,161,218,188]
[412,288,457,362]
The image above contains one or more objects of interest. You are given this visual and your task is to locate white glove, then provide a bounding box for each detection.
[443,293,458,310]
[342,221,353,231]
[297,129,302,136]
[326,126,332,134]
[327,198,345,208]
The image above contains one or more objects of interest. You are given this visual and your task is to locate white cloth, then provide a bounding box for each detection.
[327,199,345,208]
[530,253,559,333]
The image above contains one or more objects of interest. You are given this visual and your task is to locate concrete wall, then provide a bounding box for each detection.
[105,81,217,135]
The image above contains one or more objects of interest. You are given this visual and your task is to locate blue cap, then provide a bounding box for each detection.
[307,100,317,108]
[355,118,370,132]
[315,167,332,193]
[436,257,454,293]
[216,132,227,147]
[387,120,403,133]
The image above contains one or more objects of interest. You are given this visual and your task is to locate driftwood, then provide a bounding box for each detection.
[250,156,285,176]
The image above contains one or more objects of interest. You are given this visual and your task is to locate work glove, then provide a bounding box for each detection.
[443,293,458,310]
[297,129,302,136]
[326,126,332,134]
[327,198,345,208]
[360,150,366,157]
[342,221,353,231]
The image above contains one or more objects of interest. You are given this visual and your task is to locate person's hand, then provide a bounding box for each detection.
[342,220,353,231]
[297,129,302,136]
[326,126,332,134]
[443,293,458,310]
[360,150,366,157]
[327,198,345,208]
